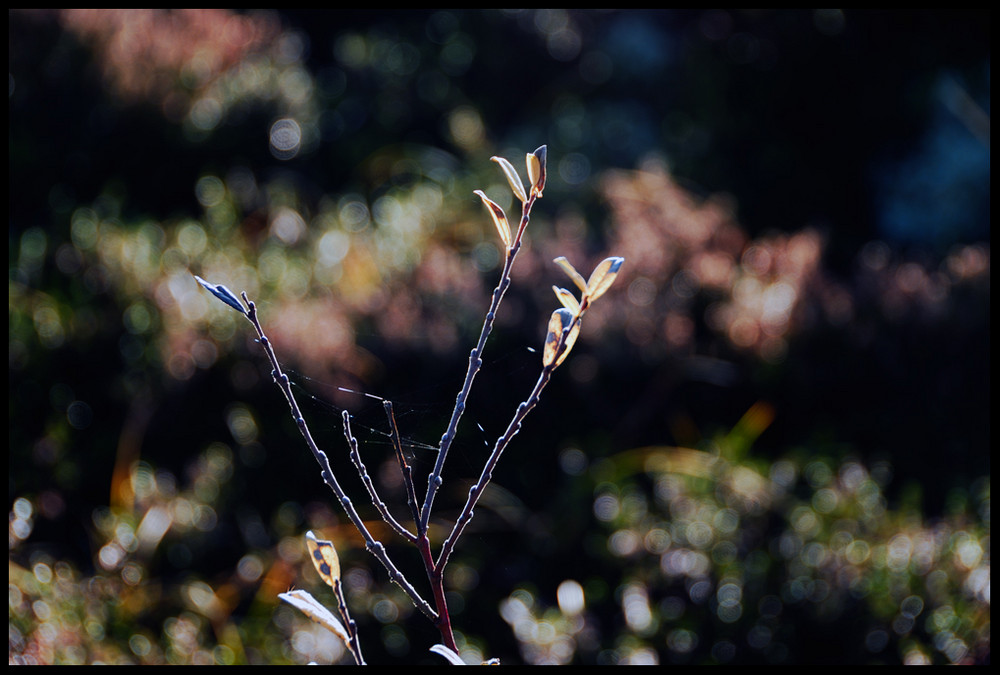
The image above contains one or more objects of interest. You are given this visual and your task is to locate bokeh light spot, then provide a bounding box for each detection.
[269,118,302,160]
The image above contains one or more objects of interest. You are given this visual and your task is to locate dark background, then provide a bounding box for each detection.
[9,9,990,665]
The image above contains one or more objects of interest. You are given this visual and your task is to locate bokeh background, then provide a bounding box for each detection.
[8,9,989,665]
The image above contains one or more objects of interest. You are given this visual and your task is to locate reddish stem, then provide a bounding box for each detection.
[417,534,457,651]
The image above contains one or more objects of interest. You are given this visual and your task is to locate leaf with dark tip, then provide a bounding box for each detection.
[542,307,574,367]
[527,145,547,197]
[552,285,581,314]
[474,190,512,249]
[585,256,625,301]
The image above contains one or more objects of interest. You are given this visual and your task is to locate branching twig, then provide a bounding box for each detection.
[435,317,574,571]
[195,146,625,663]
[342,410,417,543]
[418,190,539,533]
[383,400,423,533]
[241,293,436,621]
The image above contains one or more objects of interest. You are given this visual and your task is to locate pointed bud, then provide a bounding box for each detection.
[474,190,512,249]
[553,256,588,293]
[585,256,625,301]
[527,145,547,198]
[552,286,581,314]
[491,156,528,204]
[194,275,247,315]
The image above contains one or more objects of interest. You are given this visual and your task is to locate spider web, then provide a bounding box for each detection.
[283,368,494,476]
[276,338,539,516]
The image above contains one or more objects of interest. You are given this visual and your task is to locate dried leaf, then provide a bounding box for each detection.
[491,156,528,204]
[526,145,547,197]
[585,256,625,301]
[542,307,574,367]
[430,644,467,665]
[278,589,350,645]
[474,190,511,249]
[305,530,341,588]
[194,275,246,315]
[553,256,587,293]
[552,286,581,314]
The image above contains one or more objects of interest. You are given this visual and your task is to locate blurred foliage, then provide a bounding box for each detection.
[9,8,989,665]
[499,418,990,664]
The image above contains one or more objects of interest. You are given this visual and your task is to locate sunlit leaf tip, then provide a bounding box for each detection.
[585,256,625,301]
[474,190,512,249]
[305,530,341,588]
[552,285,581,314]
[430,644,467,665]
[278,589,350,644]
[553,256,587,294]
[527,145,547,197]
[194,274,246,315]
[491,155,528,204]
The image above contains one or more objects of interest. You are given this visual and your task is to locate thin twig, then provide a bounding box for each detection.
[436,318,578,570]
[419,192,538,532]
[383,400,423,533]
[333,578,365,665]
[342,410,418,542]
[241,293,436,621]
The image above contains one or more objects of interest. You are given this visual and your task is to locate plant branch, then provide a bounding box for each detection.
[241,293,437,621]
[416,534,457,652]
[419,192,538,532]
[195,147,625,662]
[333,578,366,665]
[435,318,578,571]
[342,410,417,543]
[383,400,423,534]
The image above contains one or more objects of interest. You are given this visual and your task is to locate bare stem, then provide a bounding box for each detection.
[416,534,457,652]
[419,192,538,532]
[241,293,437,622]
[436,319,578,570]
[383,400,423,534]
[342,411,417,542]
[333,578,366,665]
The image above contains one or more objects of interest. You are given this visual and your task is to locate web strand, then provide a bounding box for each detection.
[285,372,455,465]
